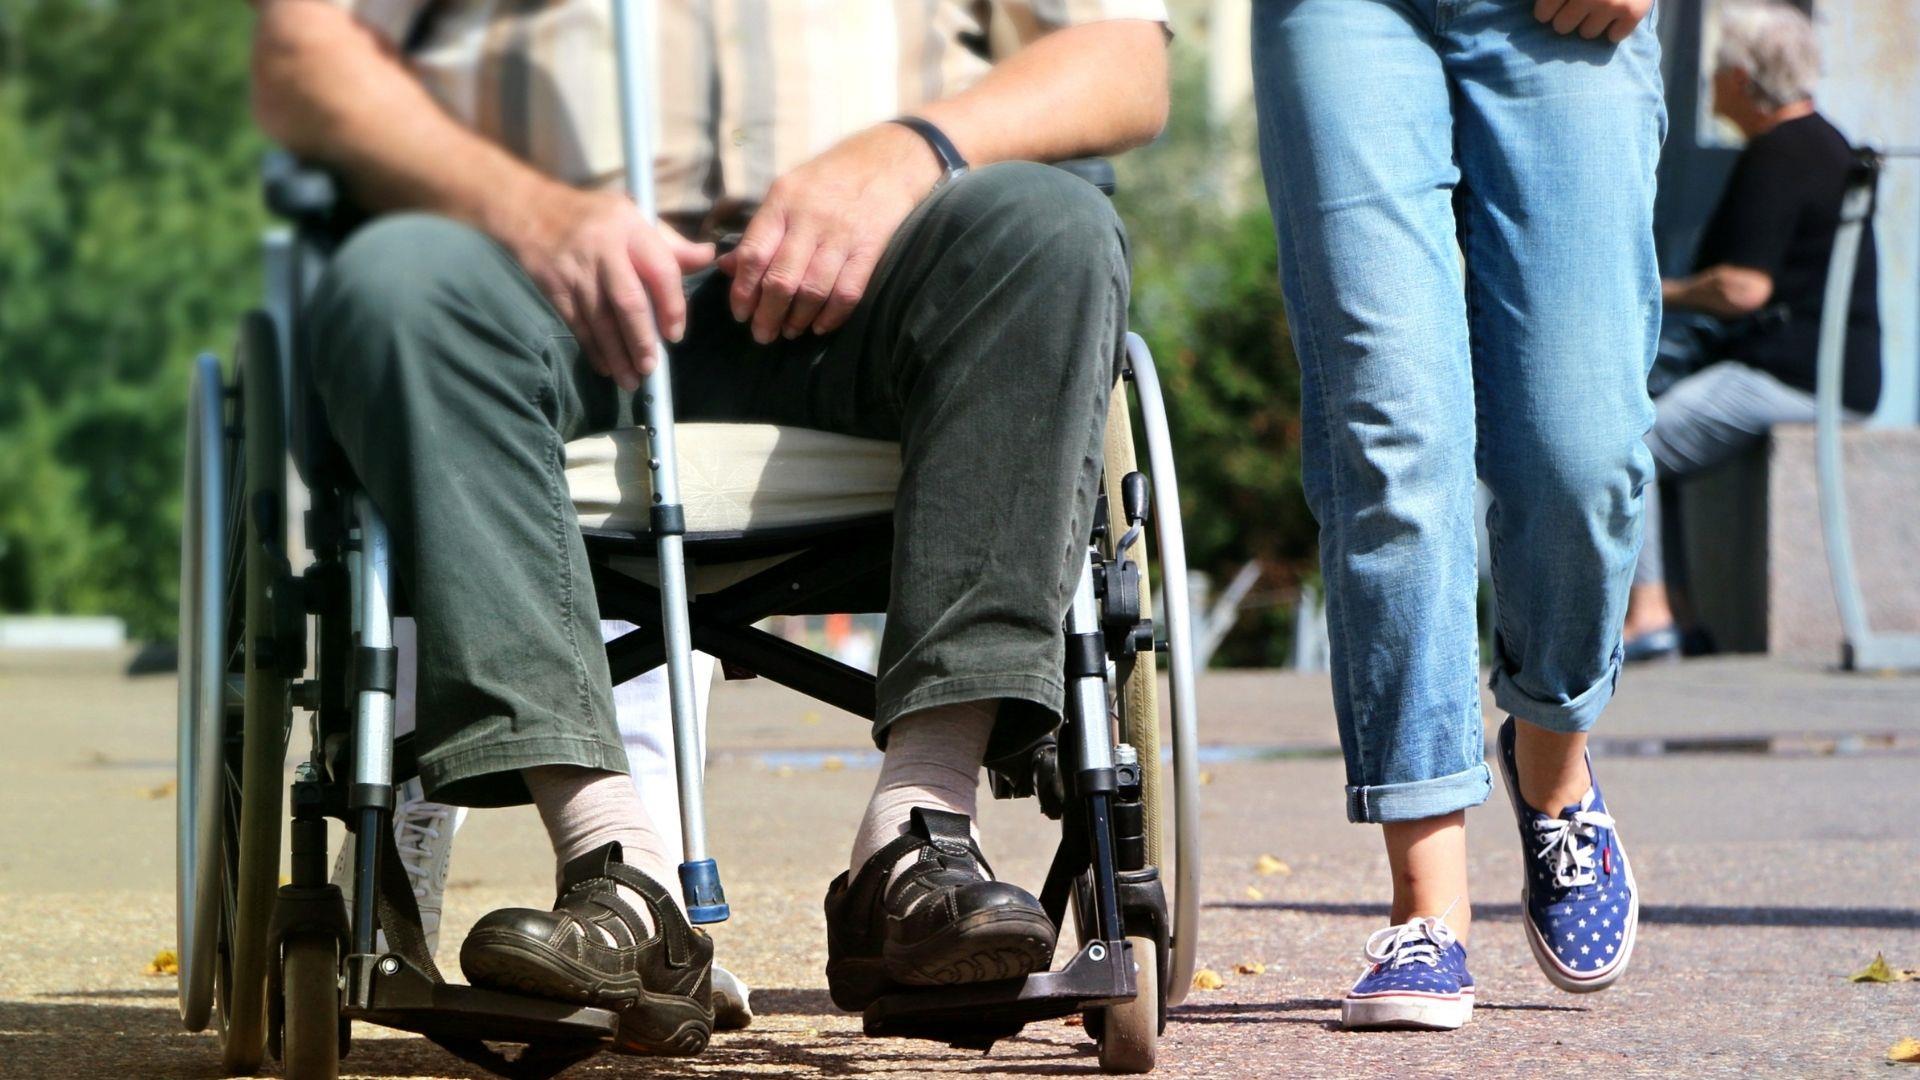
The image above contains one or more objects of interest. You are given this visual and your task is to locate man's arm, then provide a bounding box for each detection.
[721,20,1170,345]
[1662,265,1775,319]
[251,0,707,389]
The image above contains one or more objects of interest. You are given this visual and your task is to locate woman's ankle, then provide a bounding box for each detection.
[1510,721,1592,814]
[1382,812,1472,944]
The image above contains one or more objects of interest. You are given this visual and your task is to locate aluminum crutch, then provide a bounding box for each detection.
[611,0,728,923]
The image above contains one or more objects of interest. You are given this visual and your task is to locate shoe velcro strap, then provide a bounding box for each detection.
[558,841,699,968]
[908,806,995,878]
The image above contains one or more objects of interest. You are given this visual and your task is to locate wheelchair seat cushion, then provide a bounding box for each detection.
[567,423,900,540]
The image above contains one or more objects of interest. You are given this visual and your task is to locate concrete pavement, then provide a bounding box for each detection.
[1,649,1916,1078]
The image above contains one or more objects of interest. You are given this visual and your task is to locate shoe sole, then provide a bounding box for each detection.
[1341,989,1474,1031]
[461,931,713,1055]
[827,909,1057,1011]
[1495,738,1640,994]
[883,907,1057,987]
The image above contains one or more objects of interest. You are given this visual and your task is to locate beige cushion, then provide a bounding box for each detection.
[567,423,900,537]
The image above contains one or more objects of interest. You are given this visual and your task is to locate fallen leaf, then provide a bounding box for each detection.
[1254,854,1291,877]
[1234,961,1267,976]
[144,780,176,800]
[1062,1014,1084,1027]
[146,949,178,976]
[1192,968,1224,991]
[802,711,822,725]
[1853,953,1919,983]
[821,756,845,772]
[1889,1037,1920,1064]
[1198,771,1215,786]
[775,765,796,778]
[1244,885,1265,901]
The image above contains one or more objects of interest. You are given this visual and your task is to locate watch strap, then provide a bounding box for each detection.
[889,116,970,184]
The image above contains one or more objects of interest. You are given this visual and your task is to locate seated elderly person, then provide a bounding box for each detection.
[1622,0,1881,661]
[250,0,1169,1053]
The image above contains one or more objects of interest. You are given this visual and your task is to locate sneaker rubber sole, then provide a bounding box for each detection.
[1341,988,1474,1031]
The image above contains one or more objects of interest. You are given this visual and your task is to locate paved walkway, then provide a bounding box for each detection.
[1,651,1916,1078]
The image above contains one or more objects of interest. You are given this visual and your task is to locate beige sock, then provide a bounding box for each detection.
[849,701,997,879]
[524,764,684,933]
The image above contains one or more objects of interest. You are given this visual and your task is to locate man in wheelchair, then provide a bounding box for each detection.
[251,0,1170,1055]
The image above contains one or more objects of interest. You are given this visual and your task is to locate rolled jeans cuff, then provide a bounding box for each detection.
[1345,761,1492,824]
[1489,645,1624,735]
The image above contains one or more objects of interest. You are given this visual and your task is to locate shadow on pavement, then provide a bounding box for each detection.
[1209,900,1920,929]
[1172,997,1342,1029]
[2,993,1112,1078]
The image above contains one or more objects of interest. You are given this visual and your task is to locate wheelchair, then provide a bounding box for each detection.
[175,148,1203,1077]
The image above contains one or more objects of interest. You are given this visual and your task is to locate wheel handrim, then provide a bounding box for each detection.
[177,353,229,1030]
[1123,333,1202,1008]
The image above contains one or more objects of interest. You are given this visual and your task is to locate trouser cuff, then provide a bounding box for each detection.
[1345,761,1493,824]
[1489,645,1623,735]
[421,733,631,808]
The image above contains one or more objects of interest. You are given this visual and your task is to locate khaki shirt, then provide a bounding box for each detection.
[331,0,1168,233]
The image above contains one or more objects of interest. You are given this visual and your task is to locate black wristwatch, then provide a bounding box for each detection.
[889,116,970,188]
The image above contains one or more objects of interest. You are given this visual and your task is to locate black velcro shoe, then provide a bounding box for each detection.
[459,841,714,1055]
[824,807,1057,1011]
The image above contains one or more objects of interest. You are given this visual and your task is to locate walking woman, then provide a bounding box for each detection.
[1251,0,1664,1029]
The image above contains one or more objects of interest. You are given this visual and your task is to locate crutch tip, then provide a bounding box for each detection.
[680,859,730,924]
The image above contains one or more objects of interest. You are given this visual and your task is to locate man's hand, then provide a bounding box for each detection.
[719,124,944,344]
[1534,0,1652,42]
[507,188,715,389]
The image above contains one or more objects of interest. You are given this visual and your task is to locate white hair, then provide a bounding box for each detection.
[1714,0,1821,111]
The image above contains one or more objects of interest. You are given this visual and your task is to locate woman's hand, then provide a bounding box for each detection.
[1534,0,1652,43]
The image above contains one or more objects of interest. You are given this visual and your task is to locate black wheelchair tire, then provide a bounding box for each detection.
[217,312,296,1073]
[280,934,342,1080]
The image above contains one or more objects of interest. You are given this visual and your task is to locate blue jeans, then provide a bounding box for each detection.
[1252,0,1665,823]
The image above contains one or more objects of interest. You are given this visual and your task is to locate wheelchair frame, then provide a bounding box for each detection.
[177,5,1202,1074]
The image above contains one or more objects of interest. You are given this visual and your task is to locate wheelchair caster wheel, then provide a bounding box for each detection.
[1094,934,1160,1074]
[280,934,342,1080]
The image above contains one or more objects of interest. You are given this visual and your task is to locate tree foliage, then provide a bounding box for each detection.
[0,2,266,637]
[0,7,1316,664]
[1115,40,1316,666]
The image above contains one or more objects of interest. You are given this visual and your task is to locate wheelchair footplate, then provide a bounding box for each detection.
[342,952,617,1078]
[862,939,1136,1051]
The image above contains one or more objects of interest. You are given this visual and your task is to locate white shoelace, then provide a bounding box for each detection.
[393,799,456,903]
[1531,792,1615,889]
[1364,902,1460,970]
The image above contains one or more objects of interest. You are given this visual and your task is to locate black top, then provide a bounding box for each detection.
[1694,113,1881,413]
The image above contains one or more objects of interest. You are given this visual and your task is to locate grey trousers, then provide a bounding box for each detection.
[1633,361,1837,587]
[306,163,1130,806]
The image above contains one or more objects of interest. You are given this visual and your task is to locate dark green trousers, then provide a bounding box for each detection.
[307,163,1131,807]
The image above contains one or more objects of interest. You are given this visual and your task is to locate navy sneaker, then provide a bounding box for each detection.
[1496,717,1639,993]
[1341,915,1474,1030]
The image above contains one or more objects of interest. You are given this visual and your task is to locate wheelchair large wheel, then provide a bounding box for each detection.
[1080,336,1202,1073]
[1121,333,1202,1011]
[178,353,228,1033]
[176,315,296,1072]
